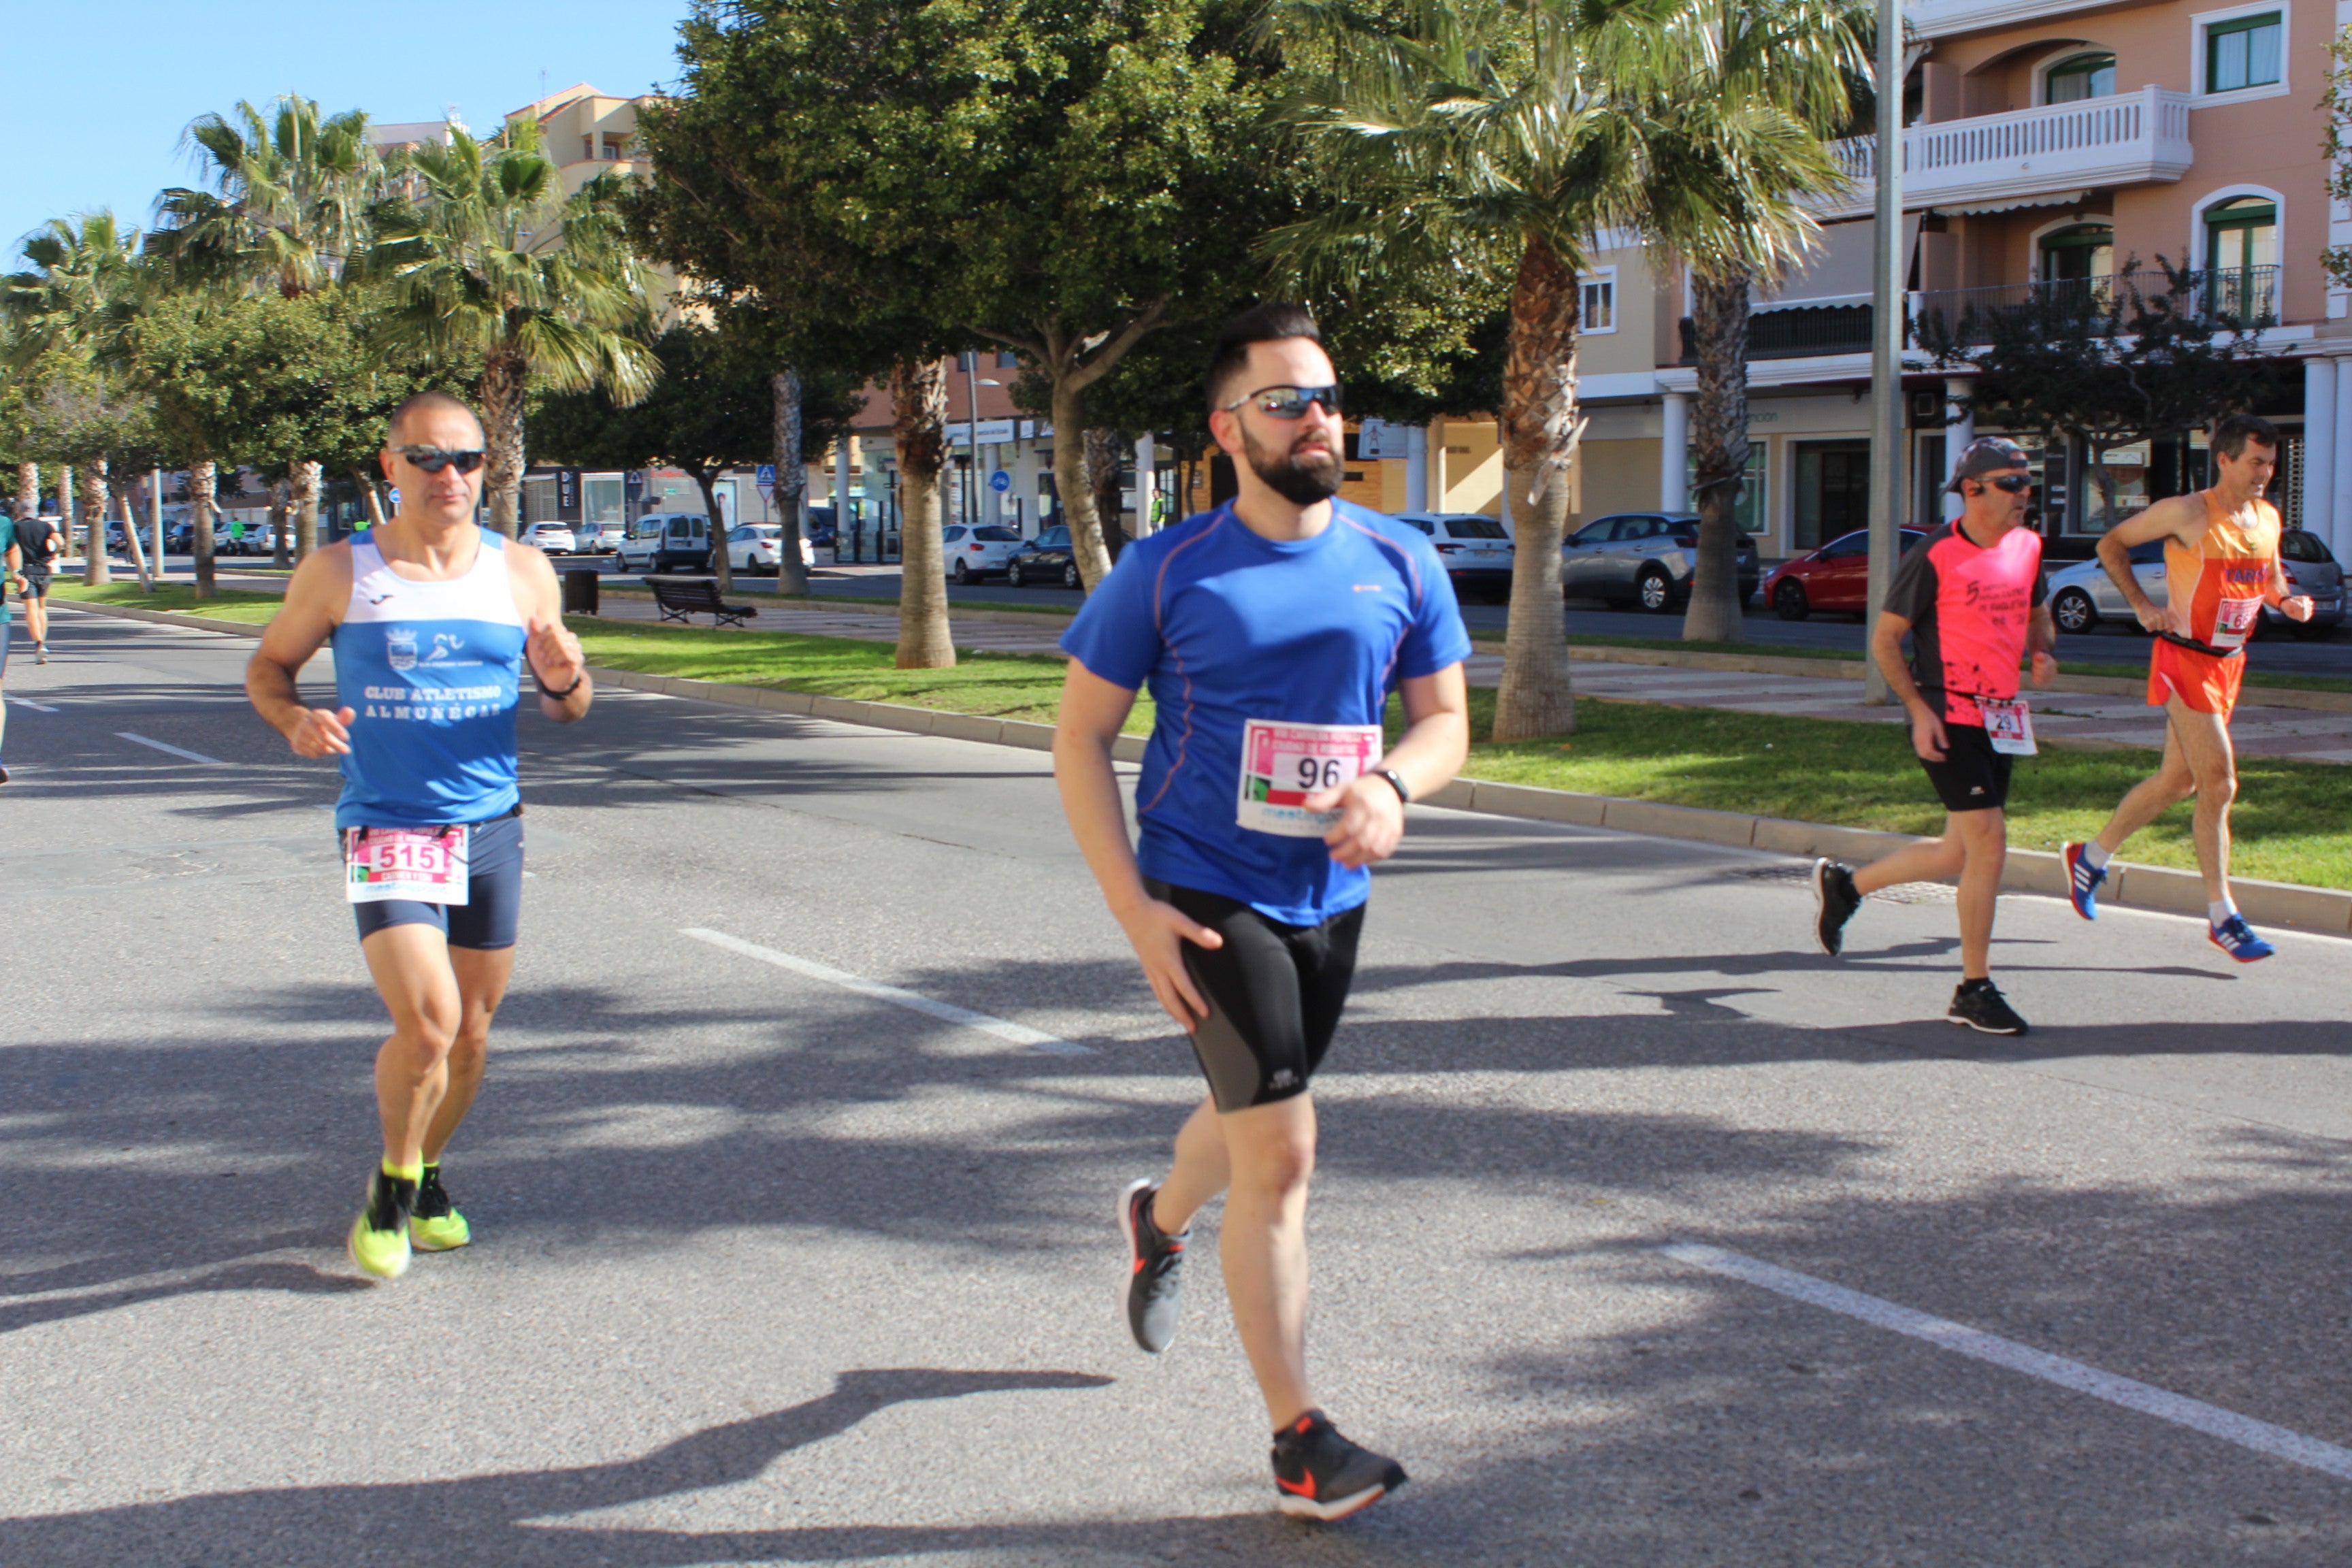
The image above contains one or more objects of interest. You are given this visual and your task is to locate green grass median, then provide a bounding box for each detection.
[44,581,284,624]
[572,614,2352,892]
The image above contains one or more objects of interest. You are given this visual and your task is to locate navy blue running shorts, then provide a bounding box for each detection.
[1146,879,1365,1113]
[348,809,525,951]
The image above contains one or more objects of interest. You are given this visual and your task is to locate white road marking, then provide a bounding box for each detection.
[8,696,59,712]
[681,926,1092,1056]
[1662,1241,2352,1482]
[116,732,227,766]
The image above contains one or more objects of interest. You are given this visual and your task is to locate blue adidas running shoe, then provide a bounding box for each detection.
[2061,842,2106,921]
[2209,914,2274,963]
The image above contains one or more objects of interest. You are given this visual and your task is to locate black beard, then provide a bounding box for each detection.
[1244,429,1342,505]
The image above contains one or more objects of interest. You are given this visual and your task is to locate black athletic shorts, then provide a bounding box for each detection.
[348,809,525,951]
[1918,721,2012,813]
[1147,879,1365,1113]
[18,569,48,598]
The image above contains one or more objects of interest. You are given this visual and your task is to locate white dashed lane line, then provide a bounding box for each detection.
[1663,1242,2352,1483]
[681,926,1092,1056]
[116,732,228,766]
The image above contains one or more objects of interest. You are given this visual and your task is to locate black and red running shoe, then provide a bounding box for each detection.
[1272,1410,1407,1520]
[1119,1178,1187,1353]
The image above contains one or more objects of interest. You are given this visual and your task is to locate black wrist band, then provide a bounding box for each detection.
[1375,768,1411,805]
[538,672,584,700]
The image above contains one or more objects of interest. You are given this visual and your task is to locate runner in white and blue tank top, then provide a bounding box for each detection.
[249,391,592,1282]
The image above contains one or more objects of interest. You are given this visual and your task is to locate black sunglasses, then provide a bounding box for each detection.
[397,446,487,474]
[1223,384,1342,420]
[1970,474,2033,494]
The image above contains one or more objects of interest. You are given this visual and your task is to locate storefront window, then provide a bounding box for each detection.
[1685,443,1769,533]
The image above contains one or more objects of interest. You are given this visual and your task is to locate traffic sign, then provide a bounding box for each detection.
[755,464,777,483]
[989,470,1011,493]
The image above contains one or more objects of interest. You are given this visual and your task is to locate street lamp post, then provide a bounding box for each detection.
[1863,0,1907,705]
[963,355,1001,529]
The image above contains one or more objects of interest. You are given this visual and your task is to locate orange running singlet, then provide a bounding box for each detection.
[2147,489,2277,718]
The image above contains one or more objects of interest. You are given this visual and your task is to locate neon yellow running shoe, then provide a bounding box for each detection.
[349,1169,416,1279]
[410,1165,471,1252]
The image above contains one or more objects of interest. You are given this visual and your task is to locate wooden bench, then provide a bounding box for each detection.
[649,576,759,628]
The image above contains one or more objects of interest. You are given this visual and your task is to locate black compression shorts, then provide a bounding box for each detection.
[348,810,525,951]
[1148,879,1365,1113]
[1918,722,2013,813]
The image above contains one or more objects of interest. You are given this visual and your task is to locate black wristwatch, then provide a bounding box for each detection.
[1375,768,1411,804]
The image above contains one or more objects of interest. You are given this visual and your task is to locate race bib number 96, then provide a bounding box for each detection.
[344,825,471,904]
[1236,719,1384,838]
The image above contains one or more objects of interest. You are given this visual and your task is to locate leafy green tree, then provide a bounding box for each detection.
[4,212,157,585]
[1918,259,2287,530]
[368,119,659,537]
[633,0,1283,670]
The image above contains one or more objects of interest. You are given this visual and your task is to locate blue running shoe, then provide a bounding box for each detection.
[2061,842,2106,921]
[2209,914,2274,963]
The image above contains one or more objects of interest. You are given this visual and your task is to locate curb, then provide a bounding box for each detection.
[52,597,2352,934]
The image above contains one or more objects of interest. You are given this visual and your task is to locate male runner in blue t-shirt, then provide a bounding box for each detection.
[1056,304,1471,1520]
[248,391,591,1280]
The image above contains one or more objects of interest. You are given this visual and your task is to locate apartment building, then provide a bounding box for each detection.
[1571,0,2350,564]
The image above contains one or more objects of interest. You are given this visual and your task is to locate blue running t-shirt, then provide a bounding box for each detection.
[1061,499,1472,924]
[332,528,527,829]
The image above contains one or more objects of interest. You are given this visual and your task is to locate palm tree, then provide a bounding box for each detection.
[1644,0,1869,642]
[1272,0,1861,735]
[368,120,659,536]
[3,212,155,588]
[1269,0,1649,740]
[150,96,381,559]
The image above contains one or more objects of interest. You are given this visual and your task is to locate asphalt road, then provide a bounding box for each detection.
[6,606,2352,1565]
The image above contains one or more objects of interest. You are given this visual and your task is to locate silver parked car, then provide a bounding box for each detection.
[2046,530,2343,640]
[1560,512,1761,612]
[1394,512,1515,602]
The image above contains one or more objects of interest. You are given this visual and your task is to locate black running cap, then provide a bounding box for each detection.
[1946,437,2033,494]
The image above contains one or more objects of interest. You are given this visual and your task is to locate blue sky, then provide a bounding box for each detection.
[5,0,694,260]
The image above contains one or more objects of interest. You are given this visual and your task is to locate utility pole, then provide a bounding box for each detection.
[1863,0,1906,704]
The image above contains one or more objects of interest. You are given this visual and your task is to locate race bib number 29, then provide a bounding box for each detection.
[1235,719,1384,838]
[344,825,471,904]
[1980,697,2037,757]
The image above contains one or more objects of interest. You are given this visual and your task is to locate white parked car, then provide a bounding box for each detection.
[2046,531,2345,638]
[521,522,576,555]
[574,519,626,554]
[726,524,785,574]
[1394,512,1516,602]
[617,512,714,574]
[940,523,1025,583]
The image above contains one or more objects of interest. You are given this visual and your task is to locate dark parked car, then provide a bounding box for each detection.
[1561,512,1759,612]
[1007,525,1083,589]
[1761,527,1929,621]
[802,504,840,549]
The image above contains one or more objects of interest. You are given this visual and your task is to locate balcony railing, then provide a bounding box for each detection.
[1817,85,2193,217]
[1674,266,2280,365]
[1914,265,2281,346]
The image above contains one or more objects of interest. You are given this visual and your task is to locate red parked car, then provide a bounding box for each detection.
[1762,527,1929,620]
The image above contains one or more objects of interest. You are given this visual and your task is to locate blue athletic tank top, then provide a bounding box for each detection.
[333,528,527,829]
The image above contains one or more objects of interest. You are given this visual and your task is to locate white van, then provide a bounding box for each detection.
[617,512,713,574]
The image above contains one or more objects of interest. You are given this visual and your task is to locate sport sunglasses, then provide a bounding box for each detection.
[397,446,488,474]
[1971,474,2034,493]
[1222,384,1343,420]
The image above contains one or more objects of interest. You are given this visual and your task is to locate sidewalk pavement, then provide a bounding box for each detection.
[580,591,2352,766]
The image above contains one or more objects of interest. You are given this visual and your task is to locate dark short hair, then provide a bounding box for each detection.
[387,390,485,446]
[2210,412,2279,460]
[1206,303,1325,413]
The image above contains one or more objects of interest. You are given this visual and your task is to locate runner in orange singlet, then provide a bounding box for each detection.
[2061,414,2313,960]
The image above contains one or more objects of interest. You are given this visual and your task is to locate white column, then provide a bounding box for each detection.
[1659,391,1690,511]
[1405,425,1431,514]
[2305,357,2337,546]
[1012,434,1043,536]
[1133,433,1157,533]
[2334,357,2352,563]
[1943,375,1974,521]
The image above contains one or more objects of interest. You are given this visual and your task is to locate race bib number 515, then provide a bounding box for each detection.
[344,825,471,904]
[1235,719,1384,838]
